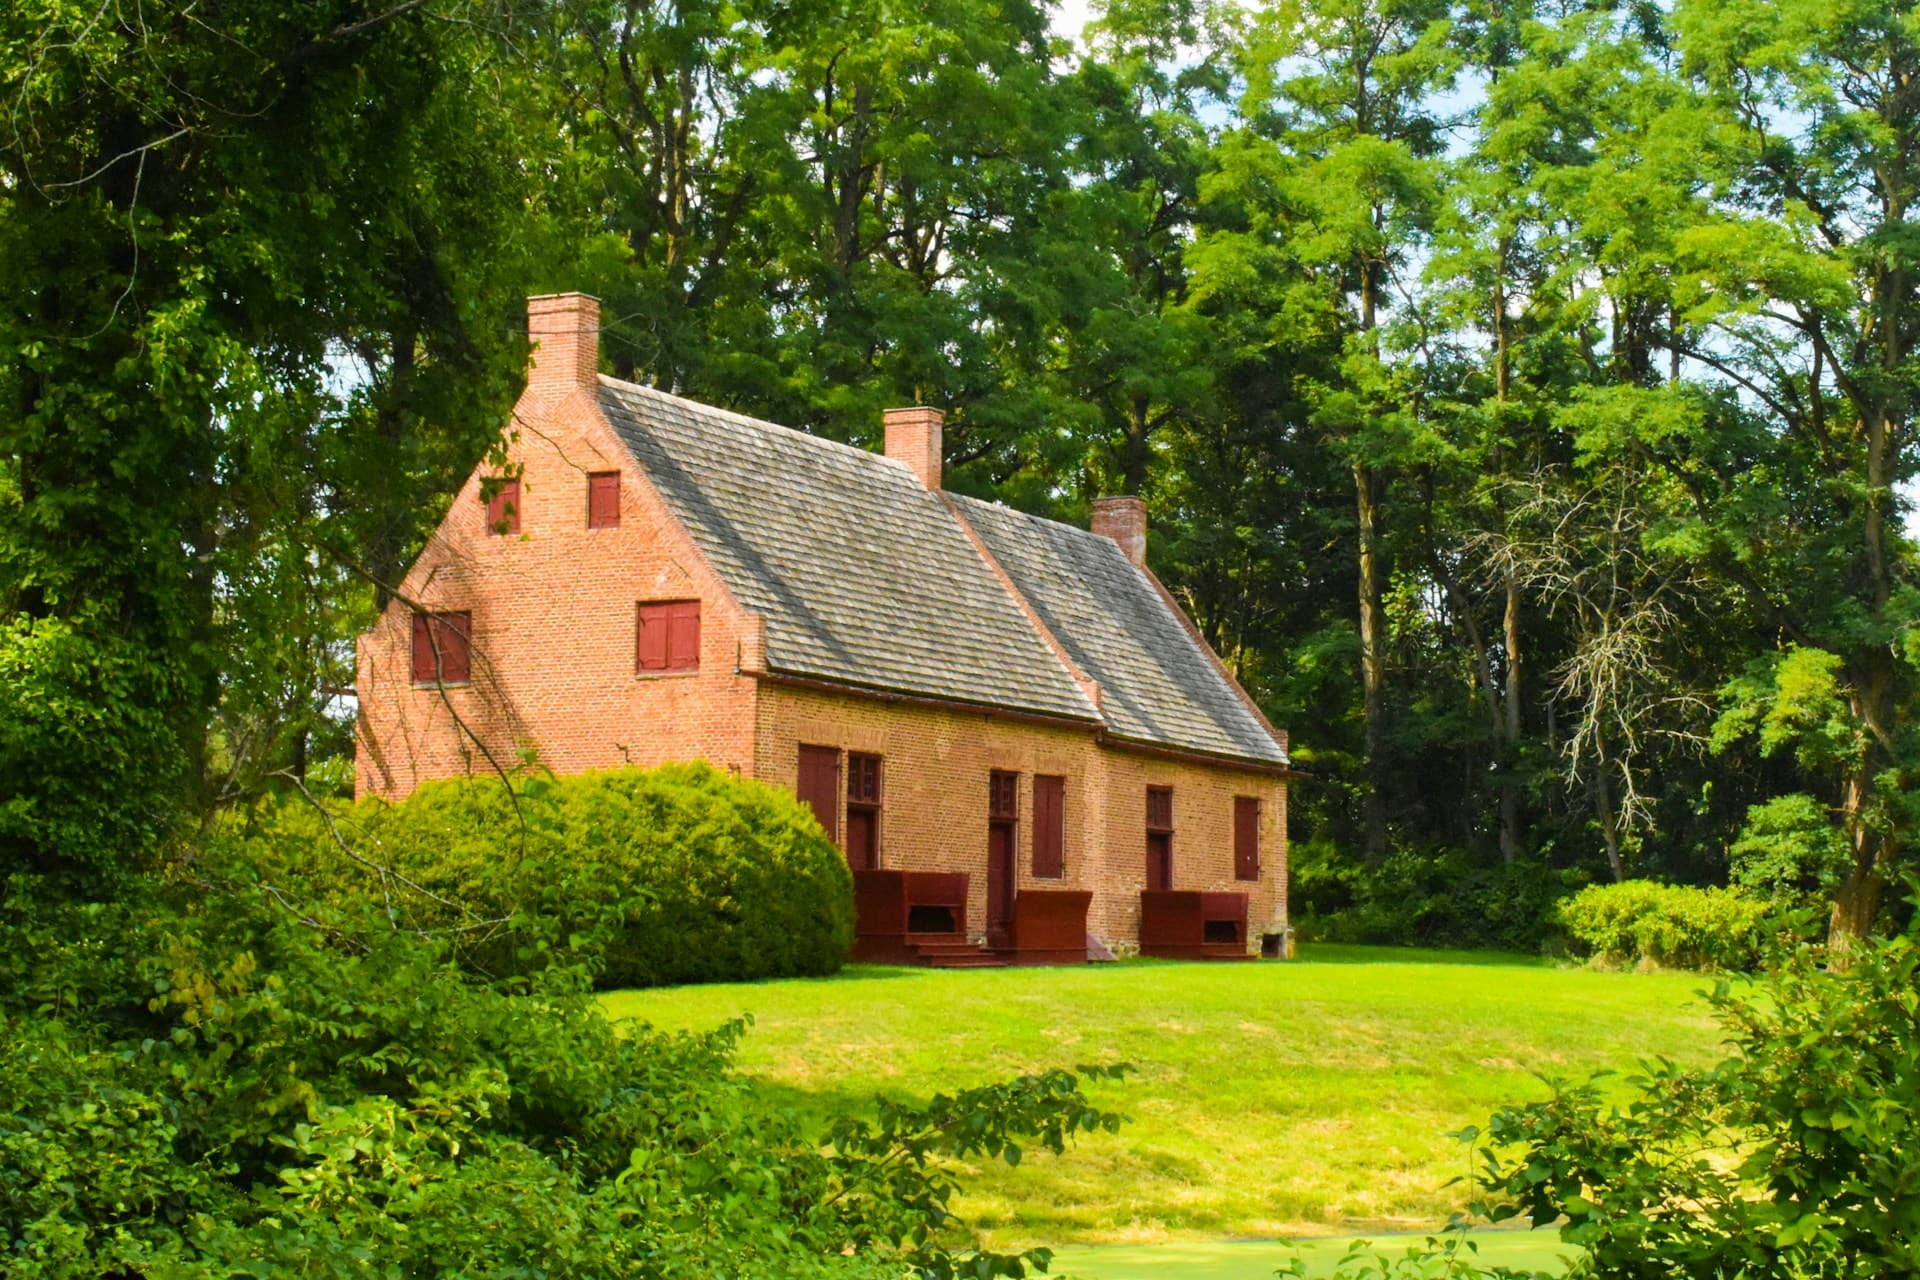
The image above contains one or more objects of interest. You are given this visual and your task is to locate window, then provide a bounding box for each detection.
[485,477,521,535]
[587,471,621,528]
[988,770,1018,822]
[637,600,700,673]
[796,745,839,844]
[1032,775,1065,878]
[410,612,472,686]
[845,753,883,870]
[1234,796,1261,881]
[1145,785,1173,892]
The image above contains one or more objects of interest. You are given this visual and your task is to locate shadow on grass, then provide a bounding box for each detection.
[1297,943,1555,968]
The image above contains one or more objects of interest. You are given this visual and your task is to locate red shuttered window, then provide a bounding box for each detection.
[587,472,620,528]
[637,600,700,673]
[796,745,839,844]
[410,612,472,686]
[485,477,521,535]
[1032,775,1065,878]
[1234,796,1261,881]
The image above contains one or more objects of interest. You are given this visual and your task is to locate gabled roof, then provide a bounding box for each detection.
[948,495,1288,766]
[598,380,1098,723]
[596,376,1289,768]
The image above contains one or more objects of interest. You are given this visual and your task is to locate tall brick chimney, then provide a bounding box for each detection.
[1091,495,1147,567]
[527,292,601,395]
[884,407,943,490]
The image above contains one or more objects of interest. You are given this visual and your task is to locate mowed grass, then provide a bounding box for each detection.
[601,946,1720,1249]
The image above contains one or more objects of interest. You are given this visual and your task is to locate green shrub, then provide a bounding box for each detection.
[252,761,854,988]
[1557,879,1780,971]
[1458,899,1920,1279]
[1292,840,1586,953]
[0,872,1120,1279]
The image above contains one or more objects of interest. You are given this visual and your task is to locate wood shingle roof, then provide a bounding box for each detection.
[597,377,1289,767]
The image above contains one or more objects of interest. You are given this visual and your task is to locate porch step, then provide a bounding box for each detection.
[902,932,1008,968]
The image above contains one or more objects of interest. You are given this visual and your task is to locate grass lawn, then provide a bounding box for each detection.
[601,946,1720,1251]
[1051,1229,1582,1279]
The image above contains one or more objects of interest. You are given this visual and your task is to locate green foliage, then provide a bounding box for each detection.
[1557,880,1781,971]
[1730,794,1853,903]
[1461,902,1920,1278]
[0,873,1122,1278]
[1292,839,1585,952]
[253,762,854,988]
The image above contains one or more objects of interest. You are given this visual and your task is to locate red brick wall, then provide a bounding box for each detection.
[355,383,764,799]
[754,683,1288,950]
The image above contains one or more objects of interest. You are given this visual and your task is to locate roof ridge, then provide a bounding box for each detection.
[597,375,912,477]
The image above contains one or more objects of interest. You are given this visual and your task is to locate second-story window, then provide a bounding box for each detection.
[637,600,700,673]
[410,612,472,686]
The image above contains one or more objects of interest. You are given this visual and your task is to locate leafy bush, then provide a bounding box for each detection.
[1557,879,1780,971]
[1729,793,1852,903]
[0,872,1121,1278]
[252,762,854,988]
[1292,840,1586,953]
[1457,900,1920,1278]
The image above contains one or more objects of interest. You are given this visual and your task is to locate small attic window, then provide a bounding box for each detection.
[485,477,521,535]
[587,472,620,529]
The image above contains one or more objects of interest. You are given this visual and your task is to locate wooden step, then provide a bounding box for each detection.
[924,952,1009,969]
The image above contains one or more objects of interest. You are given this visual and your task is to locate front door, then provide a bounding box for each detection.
[1146,832,1172,891]
[987,820,1016,945]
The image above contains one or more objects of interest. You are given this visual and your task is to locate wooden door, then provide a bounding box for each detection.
[1145,832,1172,891]
[845,808,878,871]
[987,821,1016,944]
[796,745,839,845]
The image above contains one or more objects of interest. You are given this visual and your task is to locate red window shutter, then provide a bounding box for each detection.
[588,472,620,528]
[411,614,435,683]
[486,477,521,534]
[438,613,472,684]
[1146,786,1174,833]
[637,603,668,671]
[797,745,840,844]
[666,601,700,670]
[988,770,1018,822]
[1234,796,1260,881]
[413,612,471,685]
[1032,775,1065,878]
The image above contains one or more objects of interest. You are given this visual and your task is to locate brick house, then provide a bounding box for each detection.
[356,293,1300,964]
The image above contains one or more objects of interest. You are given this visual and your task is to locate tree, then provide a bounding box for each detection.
[0,0,564,882]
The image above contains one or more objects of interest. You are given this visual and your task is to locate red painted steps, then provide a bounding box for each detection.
[904,933,1009,969]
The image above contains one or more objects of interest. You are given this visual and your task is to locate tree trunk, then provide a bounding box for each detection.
[1498,570,1523,865]
[1356,457,1388,862]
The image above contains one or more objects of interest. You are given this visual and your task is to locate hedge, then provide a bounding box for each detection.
[1556,880,1779,971]
[252,762,854,988]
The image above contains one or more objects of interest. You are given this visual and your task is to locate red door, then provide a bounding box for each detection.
[987,821,1016,945]
[845,808,878,871]
[1146,833,1172,891]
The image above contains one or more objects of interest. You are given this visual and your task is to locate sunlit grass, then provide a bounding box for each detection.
[601,945,1719,1250]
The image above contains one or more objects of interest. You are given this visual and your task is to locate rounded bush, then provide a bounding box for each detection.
[253,763,854,988]
[1557,880,1780,971]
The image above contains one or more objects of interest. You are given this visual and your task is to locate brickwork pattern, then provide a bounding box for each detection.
[755,684,1286,950]
[355,384,763,800]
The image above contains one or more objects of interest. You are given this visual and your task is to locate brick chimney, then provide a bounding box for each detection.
[884,407,943,490]
[1091,495,1147,567]
[527,292,600,395]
